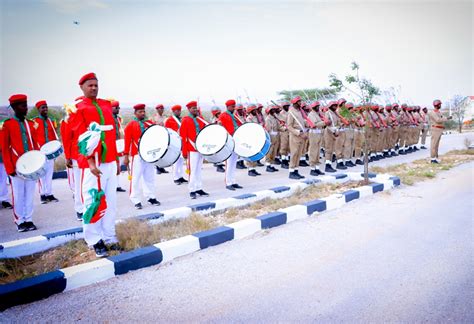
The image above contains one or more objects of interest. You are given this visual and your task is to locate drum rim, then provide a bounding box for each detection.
[233,122,269,158]
[196,124,231,156]
[138,125,170,163]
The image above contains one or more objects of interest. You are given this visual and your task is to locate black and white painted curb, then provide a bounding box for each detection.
[0,175,400,311]
[1,172,382,259]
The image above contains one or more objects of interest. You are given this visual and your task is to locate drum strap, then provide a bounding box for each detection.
[13,116,32,152]
[92,100,107,163]
[48,118,59,140]
[226,110,239,130]
[172,115,182,130]
[288,110,306,132]
[133,117,146,134]
[40,116,49,143]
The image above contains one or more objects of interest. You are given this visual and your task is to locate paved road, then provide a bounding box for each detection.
[3,160,473,322]
[0,132,472,243]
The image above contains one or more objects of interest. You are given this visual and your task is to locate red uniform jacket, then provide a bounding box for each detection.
[218,110,242,136]
[179,115,207,158]
[33,116,58,147]
[68,97,118,168]
[124,119,154,156]
[1,118,39,175]
[164,115,181,132]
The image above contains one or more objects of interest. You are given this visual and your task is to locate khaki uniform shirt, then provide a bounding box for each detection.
[287,107,307,136]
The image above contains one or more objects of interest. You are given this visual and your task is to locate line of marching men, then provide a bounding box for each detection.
[1,72,447,257]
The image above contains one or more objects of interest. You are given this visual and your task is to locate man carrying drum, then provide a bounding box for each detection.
[69,72,120,257]
[33,100,60,204]
[219,99,244,191]
[180,101,209,199]
[2,94,39,232]
[164,105,188,185]
[124,104,160,209]
[111,100,127,192]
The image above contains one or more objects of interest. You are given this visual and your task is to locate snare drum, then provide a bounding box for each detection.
[196,124,234,163]
[138,125,181,168]
[16,150,47,180]
[233,122,271,162]
[116,139,125,157]
[40,140,63,160]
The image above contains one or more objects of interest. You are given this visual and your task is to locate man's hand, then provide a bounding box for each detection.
[124,155,130,170]
[300,133,308,140]
[87,157,102,178]
[9,172,16,177]
[66,159,73,168]
[447,116,453,120]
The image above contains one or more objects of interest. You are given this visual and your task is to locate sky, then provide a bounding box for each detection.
[1,0,472,109]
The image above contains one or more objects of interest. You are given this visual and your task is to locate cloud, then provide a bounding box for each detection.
[43,0,108,14]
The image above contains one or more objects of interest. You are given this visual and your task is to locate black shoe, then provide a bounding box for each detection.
[266,166,276,173]
[236,160,247,169]
[295,171,305,179]
[216,165,225,173]
[196,189,209,197]
[310,170,318,176]
[414,147,419,151]
[271,166,279,172]
[281,161,289,169]
[226,185,236,191]
[256,161,264,167]
[174,178,185,185]
[47,195,59,202]
[40,195,49,204]
[107,243,122,251]
[179,177,188,183]
[345,161,356,167]
[232,184,243,189]
[391,151,398,157]
[274,157,281,165]
[407,147,413,153]
[93,240,108,258]
[1,201,13,209]
[315,169,325,175]
[76,212,83,221]
[336,162,347,170]
[325,164,336,173]
[383,152,390,157]
[399,149,406,155]
[420,146,427,150]
[135,202,143,210]
[289,171,300,179]
[24,221,37,231]
[332,154,337,163]
[148,198,161,206]
[159,167,169,174]
[156,166,162,174]
[299,160,309,167]
[355,159,364,165]
[116,187,126,192]
[17,222,28,232]
[190,192,197,199]
[431,160,439,164]
[248,169,259,177]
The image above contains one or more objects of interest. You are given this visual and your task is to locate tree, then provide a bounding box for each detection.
[448,95,467,133]
[328,61,381,185]
[278,88,338,102]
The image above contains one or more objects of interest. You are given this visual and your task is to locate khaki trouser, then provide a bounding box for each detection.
[308,130,323,167]
[391,126,399,148]
[303,138,309,156]
[289,133,305,169]
[420,126,428,145]
[279,131,290,156]
[430,127,443,158]
[385,127,392,151]
[324,128,337,162]
[354,129,364,158]
[265,134,280,164]
[399,126,408,148]
[367,127,378,152]
[343,128,354,160]
[335,129,346,159]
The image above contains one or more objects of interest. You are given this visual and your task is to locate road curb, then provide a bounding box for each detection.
[0,176,400,310]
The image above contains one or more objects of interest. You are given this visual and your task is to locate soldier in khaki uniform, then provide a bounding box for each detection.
[286,96,307,179]
[365,105,381,161]
[264,105,285,172]
[245,104,262,177]
[307,101,328,176]
[420,107,429,149]
[334,99,350,169]
[323,101,341,172]
[398,104,411,155]
[299,102,310,167]
[428,99,451,163]
[353,105,366,164]
[376,105,389,158]
[153,103,165,126]
[342,102,356,167]
[278,102,290,169]
[385,104,399,156]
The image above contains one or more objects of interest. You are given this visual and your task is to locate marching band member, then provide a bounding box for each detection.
[180,101,209,199]
[0,121,13,209]
[308,101,328,176]
[33,100,60,204]
[323,101,341,173]
[111,100,126,192]
[278,102,290,169]
[69,73,120,257]
[2,94,39,232]
[245,104,262,177]
[286,96,307,179]
[428,99,451,164]
[264,105,284,172]
[164,104,188,185]
[219,99,243,190]
[124,104,160,209]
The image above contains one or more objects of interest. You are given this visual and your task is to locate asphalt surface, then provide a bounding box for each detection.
[0,132,471,243]
[2,155,473,322]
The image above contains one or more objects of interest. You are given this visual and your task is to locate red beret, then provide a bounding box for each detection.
[8,94,27,105]
[257,103,263,109]
[281,101,290,106]
[225,99,236,107]
[235,104,244,111]
[78,72,97,85]
[433,99,442,106]
[111,101,120,108]
[171,104,182,112]
[328,101,338,108]
[346,102,354,109]
[211,107,221,116]
[186,101,197,109]
[290,96,302,104]
[338,98,347,105]
[246,104,257,113]
[133,103,146,110]
[155,104,164,109]
[35,100,47,109]
[265,106,278,114]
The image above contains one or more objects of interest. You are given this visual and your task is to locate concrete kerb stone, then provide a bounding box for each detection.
[0,175,401,310]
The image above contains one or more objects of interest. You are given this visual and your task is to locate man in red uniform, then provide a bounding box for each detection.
[164,105,187,185]
[33,100,60,204]
[0,120,13,209]
[69,73,120,257]
[218,99,243,190]
[124,104,160,209]
[111,100,126,192]
[2,94,39,232]
[180,101,209,199]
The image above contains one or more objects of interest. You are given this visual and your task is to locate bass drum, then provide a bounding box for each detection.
[16,150,47,181]
[138,125,181,168]
[196,124,234,163]
[233,122,271,162]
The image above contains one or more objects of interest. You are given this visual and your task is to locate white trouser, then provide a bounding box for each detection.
[0,162,10,202]
[188,151,203,192]
[117,156,124,188]
[70,160,84,214]
[10,176,35,225]
[81,162,118,246]
[225,152,238,186]
[173,155,184,180]
[129,154,156,204]
[38,159,54,196]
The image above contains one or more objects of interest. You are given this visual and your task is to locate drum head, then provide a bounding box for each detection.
[40,140,61,154]
[17,151,46,175]
[233,122,267,158]
[139,125,170,163]
[196,124,228,155]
